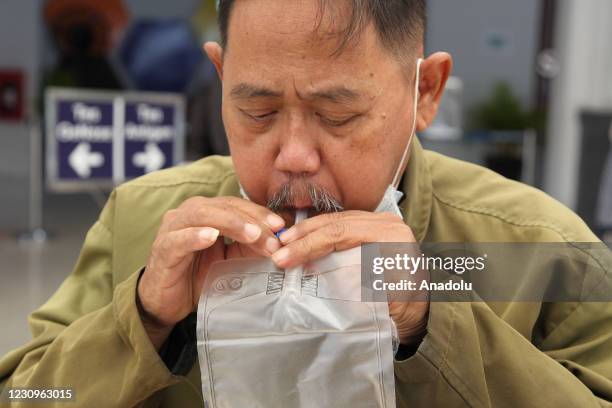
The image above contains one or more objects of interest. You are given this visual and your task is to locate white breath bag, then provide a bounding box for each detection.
[196,243,397,408]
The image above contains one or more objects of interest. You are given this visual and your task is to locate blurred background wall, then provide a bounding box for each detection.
[427,0,540,109]
[0,0,42,231]
[544,0,612,211]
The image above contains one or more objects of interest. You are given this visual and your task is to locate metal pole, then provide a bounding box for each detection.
[21,120,47,243]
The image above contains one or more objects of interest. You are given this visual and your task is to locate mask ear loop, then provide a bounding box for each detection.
[239,183,250,200]
[391,58,423,189]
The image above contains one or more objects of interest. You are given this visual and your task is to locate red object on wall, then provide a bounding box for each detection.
[0,70,25,121]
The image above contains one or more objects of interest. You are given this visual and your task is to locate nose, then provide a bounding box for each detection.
[274,115,321,176]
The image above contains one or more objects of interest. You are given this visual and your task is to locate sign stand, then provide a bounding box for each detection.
[45,87,185,193]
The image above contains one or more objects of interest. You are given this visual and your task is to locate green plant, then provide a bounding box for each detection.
[470,82,543,131]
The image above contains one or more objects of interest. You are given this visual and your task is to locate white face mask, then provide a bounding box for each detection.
[374,58,423,218]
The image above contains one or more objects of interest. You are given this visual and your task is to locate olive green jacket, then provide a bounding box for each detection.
[1,139,612,407]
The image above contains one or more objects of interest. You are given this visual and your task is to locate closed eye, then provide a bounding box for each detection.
[316,112,360,127]
[240,109,277,122]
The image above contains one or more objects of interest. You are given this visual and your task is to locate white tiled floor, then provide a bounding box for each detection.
[0,194,101,356]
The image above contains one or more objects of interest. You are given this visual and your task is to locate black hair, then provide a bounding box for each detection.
[217,0,427,58]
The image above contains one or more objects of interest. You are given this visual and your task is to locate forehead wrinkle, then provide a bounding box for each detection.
[230,83,283,100]
[295,85,364,105]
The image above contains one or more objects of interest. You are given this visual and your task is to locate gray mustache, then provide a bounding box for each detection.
[267,181,344,214]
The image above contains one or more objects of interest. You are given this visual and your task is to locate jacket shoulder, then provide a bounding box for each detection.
[424,150,597,242]
[110,155,239,230]
[118,155,236,189]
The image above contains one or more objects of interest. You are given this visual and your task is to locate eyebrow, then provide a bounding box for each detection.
[230,82,364,104]
[230,83,282,99]
[302,86,362,104]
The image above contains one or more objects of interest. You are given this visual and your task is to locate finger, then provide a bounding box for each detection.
[219,196,286,231]
[388,300,429,344]
[278,211,382,244]
[217,196,286,255]
[272,219,367,269]
[158,209,180,235]
[160,227,220,267]
[174,196,285,232]
[168,204,262,243]
[171,196,284,237]
[170,203,281,256]
[229,206,283,256]
[273,214,415,269]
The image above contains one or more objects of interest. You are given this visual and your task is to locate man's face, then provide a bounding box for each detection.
[211,0,424,223]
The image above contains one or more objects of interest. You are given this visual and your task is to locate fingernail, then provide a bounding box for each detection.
[244,223,262,241]
[272,247,290,265]
[267,214,285,229]
[279,228,295,244]
[199,228,220,242]
[266,237,281,253]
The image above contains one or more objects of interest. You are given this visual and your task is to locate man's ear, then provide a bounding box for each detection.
[204,42,224,80]
[416,52,453,131]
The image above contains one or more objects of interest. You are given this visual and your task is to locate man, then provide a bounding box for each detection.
[1,0,612,407]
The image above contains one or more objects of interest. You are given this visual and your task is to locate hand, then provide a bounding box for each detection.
[272,211,429,346]
[137,196,285,349]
